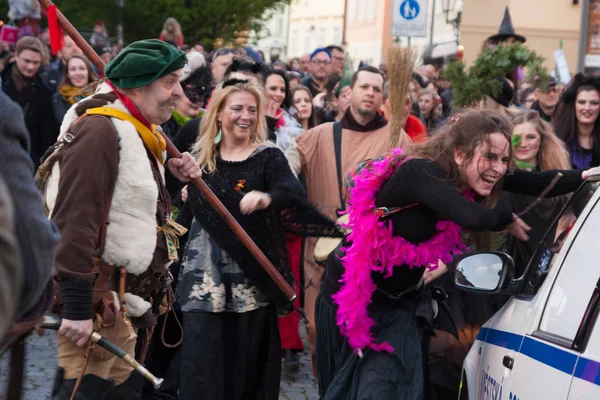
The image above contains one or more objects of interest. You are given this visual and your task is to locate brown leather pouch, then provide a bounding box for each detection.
[92,261,118,326]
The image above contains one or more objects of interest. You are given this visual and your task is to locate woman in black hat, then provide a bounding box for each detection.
[486,6,527,46]
[554,73,600,169]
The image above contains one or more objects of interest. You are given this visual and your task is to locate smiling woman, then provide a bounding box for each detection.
[52,55,98,127]
[290,85,316,131]
[262,69,304,151]
[554,74,600,169]
[315,109,587,400]
[497,110,571,278]
[178,79,341,400]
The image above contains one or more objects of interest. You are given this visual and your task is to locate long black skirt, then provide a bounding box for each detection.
[315,293,425,400]
[178,305,281,400]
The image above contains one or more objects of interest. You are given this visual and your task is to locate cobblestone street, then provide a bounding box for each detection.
[0,328,318,400]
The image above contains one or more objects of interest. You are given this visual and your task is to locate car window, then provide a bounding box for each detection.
[537,183,600,343]
[523,182,600,296]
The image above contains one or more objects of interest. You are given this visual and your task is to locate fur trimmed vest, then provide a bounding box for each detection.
[45,83,166,317]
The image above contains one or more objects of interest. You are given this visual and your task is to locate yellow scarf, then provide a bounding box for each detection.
[85,107,167,164]
[59,84,95,105]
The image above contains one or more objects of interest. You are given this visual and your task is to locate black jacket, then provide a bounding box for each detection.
[530,100,553,123]
[51,92,70,128]
[0,92,59,321]
[1,63,59,170]
[300,74,323,98]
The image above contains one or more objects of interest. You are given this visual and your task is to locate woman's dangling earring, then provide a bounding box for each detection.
[214,126,222,145]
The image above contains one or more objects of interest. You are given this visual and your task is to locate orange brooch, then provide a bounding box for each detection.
[234,179,246,192]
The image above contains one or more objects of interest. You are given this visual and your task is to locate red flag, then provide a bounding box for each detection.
[47,5,64,55]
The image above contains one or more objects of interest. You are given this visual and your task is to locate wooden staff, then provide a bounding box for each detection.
[517,173,563,217]
[38,0,297,303]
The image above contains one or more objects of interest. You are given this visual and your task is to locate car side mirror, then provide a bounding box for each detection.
[454,252,514,294]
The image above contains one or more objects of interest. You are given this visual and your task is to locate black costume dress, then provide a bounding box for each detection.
[316,158,583,400]
[177,146,340,400]
[426,167,581,400]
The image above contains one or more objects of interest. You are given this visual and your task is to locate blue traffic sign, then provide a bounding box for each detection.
[399,0,420,20]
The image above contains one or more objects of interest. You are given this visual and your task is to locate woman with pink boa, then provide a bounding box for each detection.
[315,109,590,399]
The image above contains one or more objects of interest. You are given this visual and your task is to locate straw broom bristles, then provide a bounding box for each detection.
[388,46,416,148]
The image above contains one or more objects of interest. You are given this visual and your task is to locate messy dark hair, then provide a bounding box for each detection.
[410,109,514,208]
[411,109,513,251]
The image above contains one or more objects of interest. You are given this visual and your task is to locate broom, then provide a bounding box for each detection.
[387,46,416,148]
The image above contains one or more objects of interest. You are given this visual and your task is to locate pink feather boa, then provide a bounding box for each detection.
[332,148,472,354]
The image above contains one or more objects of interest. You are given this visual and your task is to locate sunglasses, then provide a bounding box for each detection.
[212,47,243,62]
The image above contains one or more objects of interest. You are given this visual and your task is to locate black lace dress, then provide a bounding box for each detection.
[177,145,341,400]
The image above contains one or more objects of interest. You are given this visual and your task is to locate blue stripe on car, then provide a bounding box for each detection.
[476,327,600,386]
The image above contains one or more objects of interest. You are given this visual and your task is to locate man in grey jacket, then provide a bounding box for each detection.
[0,174,21,339]
[0,91,59,325]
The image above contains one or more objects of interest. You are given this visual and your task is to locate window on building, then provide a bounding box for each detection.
[291,29,299,55]
[305,28,313,53]
[274,14,282,38]
[367,0,376,20]
[358,0,366,22]
[348,0,357,24]
[333,26,342,45]
[318,27,326,47]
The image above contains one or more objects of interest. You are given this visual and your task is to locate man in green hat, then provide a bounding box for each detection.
[44,39,201,400]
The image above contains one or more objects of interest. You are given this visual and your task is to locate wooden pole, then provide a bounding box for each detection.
[38,0,298,302]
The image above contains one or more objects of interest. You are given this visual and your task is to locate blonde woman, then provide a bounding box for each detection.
[175,79,339,400]
[159,17,184,47]
[501,109,572,275]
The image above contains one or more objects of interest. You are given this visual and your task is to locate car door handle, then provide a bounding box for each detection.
[503,355,514,370]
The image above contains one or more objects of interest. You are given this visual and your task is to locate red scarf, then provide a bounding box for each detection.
[106,80,153,130]
[405,115,428,143]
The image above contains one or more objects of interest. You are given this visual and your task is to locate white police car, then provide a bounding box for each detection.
[456,174,600,399]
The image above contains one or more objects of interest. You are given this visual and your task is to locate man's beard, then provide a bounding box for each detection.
[357,106,376,119]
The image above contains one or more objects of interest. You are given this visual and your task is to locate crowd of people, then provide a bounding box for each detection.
[2,10,600,400]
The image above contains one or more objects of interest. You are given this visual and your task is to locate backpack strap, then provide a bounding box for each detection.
[333,121,344,211]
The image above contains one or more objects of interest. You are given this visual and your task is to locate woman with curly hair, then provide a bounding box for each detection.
[316,109,591,399]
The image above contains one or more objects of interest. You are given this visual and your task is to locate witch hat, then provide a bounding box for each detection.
[487,7,526,44]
